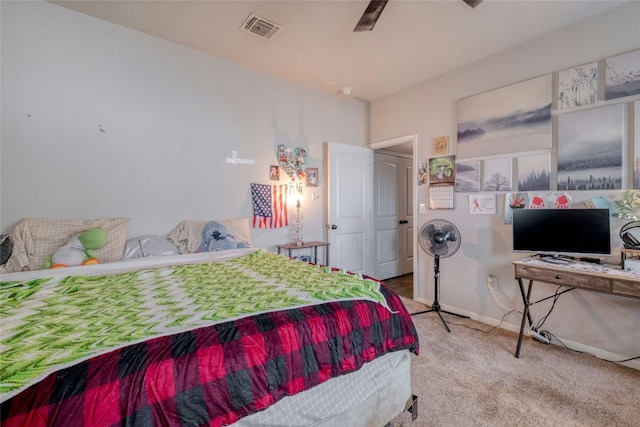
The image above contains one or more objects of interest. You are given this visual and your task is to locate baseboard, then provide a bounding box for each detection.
[413,297,640,371]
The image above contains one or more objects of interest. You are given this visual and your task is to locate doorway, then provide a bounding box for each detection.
[369,135,417,297]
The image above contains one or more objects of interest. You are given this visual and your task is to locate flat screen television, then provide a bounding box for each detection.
[512,208,611,259]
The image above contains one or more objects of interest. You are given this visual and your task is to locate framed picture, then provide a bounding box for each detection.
[483,157,512,191]
[635,101,640,189]
[605,49,640,100]
[558,62,598,109]
[455,160,481,193]
[517,153,550,191]
[306,167,318,187]
[456,75,552,158]
[428,155,456,184]
[269,165,280,181]
[432,136,449,155]
[557,103,624,190]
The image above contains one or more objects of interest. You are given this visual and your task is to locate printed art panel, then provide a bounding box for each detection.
[517,153,550,191]
[456,75,552,158]
[605,49,640,100]
[557,104,624,191]
[558,62,598,109]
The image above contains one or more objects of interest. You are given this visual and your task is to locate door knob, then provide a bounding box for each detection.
[331,224,338,230]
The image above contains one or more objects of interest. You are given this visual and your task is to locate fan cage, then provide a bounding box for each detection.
[418,219,461,258]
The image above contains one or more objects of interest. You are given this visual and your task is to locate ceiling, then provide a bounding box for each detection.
[50,0,627,102]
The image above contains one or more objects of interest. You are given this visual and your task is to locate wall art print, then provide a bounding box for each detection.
[469,194,496,215]
[456,74,552,158]
[455,160,481,193]
[517,153,550,191]
[277,145,307,181]
[428,155,455,184]
[558,62,598,109]
[605,49,640,100]
[503,192,529,224]
[432,136,449,155]
[635,100,640,189]
[483,157,512,191]
[528,193,572,209]
[557,103,624,191]
[418,163,427,185]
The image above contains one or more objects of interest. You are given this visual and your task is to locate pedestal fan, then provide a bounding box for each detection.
[412,219,469,332]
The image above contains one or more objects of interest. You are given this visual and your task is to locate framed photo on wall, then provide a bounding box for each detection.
[306,167,318,187]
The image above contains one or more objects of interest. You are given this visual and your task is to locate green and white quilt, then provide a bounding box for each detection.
[0,249,388,401]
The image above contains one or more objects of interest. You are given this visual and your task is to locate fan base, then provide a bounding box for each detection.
[411,305,469,332]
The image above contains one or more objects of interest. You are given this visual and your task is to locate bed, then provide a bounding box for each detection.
[0,218,419,426]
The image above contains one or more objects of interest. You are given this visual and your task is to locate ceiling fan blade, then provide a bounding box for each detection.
[354,0,389,32]
[463,0,484,8]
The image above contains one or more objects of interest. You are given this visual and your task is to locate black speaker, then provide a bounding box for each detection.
[619,221,640,249]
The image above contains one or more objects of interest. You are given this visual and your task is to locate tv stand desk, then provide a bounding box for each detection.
[513,257,640,358]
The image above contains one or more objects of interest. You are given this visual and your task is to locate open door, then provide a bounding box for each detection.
[373,152,414,280]
[324,141,373,276]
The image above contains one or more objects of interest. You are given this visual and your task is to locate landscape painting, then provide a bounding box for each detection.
[456,75,552,158]
[558,62,598,109]
[557,104,624,190]
[517,153,550,191]
[483,157,512,191]
[605,49,640,100]
[455,160,481,193]
[635,100,640,188]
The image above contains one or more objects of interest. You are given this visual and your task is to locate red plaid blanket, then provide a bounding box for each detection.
[1,285,418,426]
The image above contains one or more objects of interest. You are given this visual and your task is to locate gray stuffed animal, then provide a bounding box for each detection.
[198,221,249,252]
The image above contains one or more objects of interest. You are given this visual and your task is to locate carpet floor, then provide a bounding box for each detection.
[390,297,640,427]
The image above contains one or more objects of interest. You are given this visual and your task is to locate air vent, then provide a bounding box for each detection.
[240,13,283,41]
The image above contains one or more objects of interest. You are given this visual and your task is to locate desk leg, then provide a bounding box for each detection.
[517,278,534,328]
[288,249,292,258]
[515,279,533,358]
[314,247,318,263]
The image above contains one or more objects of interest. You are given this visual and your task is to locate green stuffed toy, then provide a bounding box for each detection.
[42,228,109,269]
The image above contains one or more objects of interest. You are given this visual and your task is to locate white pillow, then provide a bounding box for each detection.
[1,217,129,272]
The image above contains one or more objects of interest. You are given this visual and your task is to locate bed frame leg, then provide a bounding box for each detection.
[385,394,419,427]
[406,394,418,421]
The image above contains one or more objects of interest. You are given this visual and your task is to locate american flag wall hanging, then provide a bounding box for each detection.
[250,183,289,228]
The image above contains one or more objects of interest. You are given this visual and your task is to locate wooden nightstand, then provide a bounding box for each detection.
[276,241,330,265]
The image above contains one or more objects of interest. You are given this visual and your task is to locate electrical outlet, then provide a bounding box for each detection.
[487,275,497,290]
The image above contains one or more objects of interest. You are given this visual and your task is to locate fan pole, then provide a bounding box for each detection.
[411,255,469,332]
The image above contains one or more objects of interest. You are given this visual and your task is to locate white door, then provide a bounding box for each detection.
[325,141,373,276]
[373,152,414,280]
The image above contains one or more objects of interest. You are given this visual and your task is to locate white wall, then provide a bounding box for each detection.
[0,0,368,252]
[371,2,640,366]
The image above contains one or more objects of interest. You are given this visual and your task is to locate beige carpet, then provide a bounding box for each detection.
[390,297,640,427]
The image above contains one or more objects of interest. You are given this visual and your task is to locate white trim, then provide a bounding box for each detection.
[367,134,418,150]
[368,134,419,298]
